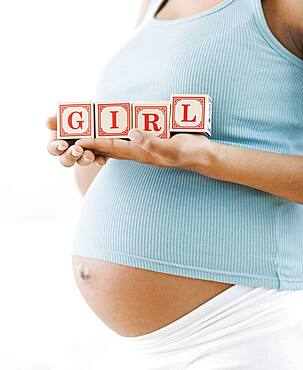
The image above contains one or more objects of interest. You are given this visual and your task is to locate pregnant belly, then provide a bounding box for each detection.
[72,255,234,337]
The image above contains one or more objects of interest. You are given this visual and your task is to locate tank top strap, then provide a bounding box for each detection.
[136,0,165,29]
[250,0,303,70]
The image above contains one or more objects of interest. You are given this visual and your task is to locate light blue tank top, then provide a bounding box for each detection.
[72,0,303,290]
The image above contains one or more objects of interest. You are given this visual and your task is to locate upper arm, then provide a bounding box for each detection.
[74,163,102,196]
[135,0,152,29]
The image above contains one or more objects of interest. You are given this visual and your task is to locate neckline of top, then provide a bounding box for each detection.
[150,0,238,25]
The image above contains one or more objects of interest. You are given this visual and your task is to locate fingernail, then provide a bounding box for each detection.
[95,158,106,166]
[57,144,67,151]
[129,130,142,143]
[83,155,92,162]
[72,149,82,157]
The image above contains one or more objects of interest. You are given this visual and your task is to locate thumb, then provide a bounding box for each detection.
[128,129,161,153]
[46,114,57,131]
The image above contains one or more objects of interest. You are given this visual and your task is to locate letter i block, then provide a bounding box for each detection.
[95,102,132,139]
[57,102,94,139]
[170,94,212,136]
[132,101,170,139]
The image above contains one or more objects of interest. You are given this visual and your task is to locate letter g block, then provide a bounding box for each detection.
[57,102,94,139]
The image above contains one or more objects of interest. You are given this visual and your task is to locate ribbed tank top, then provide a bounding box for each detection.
[71,0,303,290]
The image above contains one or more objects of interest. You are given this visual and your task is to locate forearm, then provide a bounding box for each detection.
[190,141,303,204]
[74,163,103,196]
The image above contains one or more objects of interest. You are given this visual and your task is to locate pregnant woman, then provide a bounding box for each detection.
[47,0,303,368]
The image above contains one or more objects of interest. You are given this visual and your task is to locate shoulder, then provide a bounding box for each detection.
[276,0,303,49]
[135,0,152,28]
[281,0,303,27]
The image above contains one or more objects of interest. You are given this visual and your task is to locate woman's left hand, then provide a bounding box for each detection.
[75,128,216,173]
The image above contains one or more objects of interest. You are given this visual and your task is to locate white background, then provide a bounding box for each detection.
[0,1,143,369]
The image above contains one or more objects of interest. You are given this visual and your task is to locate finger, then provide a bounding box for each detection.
[128,129,169,155]
[75,137,130,156]
[128,129,185,166]
[49,129,57,141]
[47,139,69,156]
[59,144,84,167]
[75,137,152,163]
[94,155,108,166]
[46,115,57,131]
[77,150,96,166]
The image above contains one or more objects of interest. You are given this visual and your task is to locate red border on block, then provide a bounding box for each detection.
[97,102,131,137]
[134,104,169,139]
[58,103,92,137]
[171,96,205,130]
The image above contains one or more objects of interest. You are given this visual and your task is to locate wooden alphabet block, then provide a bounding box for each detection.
[57,102,94,139]
[133,101,170,139]
[95,101,132,139]
[170,94,212,136]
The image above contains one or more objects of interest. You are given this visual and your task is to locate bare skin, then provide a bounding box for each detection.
[72,258,235,337]
[47,0,303,338]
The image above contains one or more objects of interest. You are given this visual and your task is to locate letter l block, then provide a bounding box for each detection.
[170,94,212,137]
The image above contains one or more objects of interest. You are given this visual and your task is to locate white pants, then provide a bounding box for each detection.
[117,284,303,370]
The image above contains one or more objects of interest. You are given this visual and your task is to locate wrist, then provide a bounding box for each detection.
[183,139,226,179]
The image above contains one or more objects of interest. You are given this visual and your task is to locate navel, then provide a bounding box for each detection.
[77,264,90,280]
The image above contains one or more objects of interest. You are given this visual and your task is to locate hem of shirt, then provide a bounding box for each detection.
[71,248,303,291]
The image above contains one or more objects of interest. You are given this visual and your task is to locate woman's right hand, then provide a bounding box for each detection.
[46,114,107,167]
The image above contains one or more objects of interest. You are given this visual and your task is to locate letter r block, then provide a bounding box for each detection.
[57,102,94,139]
[170,94,212,137]
[132,101,170,139]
